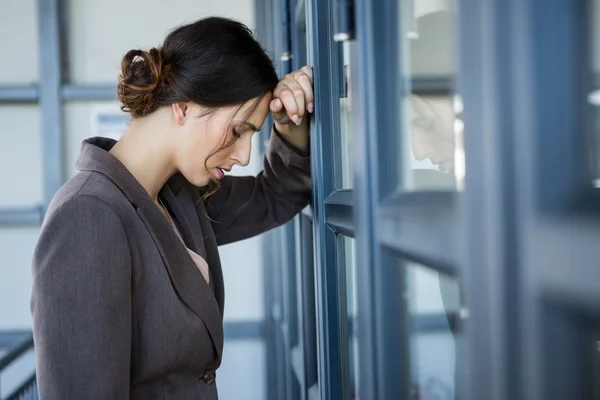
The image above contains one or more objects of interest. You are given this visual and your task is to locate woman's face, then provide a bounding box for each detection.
[410,95,455,173]
[173,94,272,187]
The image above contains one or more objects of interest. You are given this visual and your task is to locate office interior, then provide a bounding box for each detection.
[1,0,600,399]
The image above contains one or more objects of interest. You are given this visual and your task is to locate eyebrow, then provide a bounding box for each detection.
[238,121,262,132]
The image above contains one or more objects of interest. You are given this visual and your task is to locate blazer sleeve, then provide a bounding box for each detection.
[202,127,311,245]
[31,195,132,400]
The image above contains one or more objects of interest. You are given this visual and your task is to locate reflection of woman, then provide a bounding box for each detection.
[31,17,313,399]
[410,94,455,173]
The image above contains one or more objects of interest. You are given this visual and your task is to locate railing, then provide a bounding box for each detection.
[5,373,37,400]
[0,331,36,400]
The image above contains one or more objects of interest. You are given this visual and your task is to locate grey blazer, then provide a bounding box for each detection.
[31,129,311,400]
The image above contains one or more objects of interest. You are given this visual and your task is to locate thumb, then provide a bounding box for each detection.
[270,98,283,113]
[270,98,290,124]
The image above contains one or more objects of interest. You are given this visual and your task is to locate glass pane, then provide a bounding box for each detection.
[66,0,255,83]
[218,340,266,400]
[400,1,462,190]
[405,261,464,400]
[0,106,43,207]
[0,227,42,328]
[588,0,600,186]
[339,42,353,189]
[340,236,359,399]
[0,0,38,84]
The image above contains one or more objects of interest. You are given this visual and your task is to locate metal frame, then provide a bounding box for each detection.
[306,0,353,397]
[351,0,417,398]
[0,85,38,103]
[458,1,521,398]
[38,0,65,213]
[461,0,600,399]
[61,84,116,101]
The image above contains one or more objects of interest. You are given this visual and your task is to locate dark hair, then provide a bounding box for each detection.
[118,17,278,118]
[117,17,279,194]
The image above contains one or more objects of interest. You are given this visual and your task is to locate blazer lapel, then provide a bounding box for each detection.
[160,183,207,261]
[194,200,226,314]
[165,176,225,314]
[134,201,224,361]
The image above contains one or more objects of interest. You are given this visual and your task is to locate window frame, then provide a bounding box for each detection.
[460,0,600,398]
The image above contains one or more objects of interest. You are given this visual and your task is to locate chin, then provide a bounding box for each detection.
[183,174,212,188]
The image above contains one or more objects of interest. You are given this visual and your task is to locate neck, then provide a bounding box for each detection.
[109,111,177,201]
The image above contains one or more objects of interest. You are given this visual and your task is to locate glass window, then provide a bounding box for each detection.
[339,42,353,189]
[400,1,461,190]
[0,106,42,208]
[218,340,266,400]
[405,261,463,400]
[588,0,600,186]
[340,236,359,399]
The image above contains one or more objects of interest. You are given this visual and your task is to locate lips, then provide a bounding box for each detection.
[215,167,231,180]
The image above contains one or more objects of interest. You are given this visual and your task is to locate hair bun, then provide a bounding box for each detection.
[117,47,168,118]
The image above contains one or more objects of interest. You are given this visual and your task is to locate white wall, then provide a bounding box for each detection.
[0,0,43,330]
[0,0,38,84]
[1,1,267,398]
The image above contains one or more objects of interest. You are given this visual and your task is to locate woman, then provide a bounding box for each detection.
[410,94,455,174]
[31,17,313,399]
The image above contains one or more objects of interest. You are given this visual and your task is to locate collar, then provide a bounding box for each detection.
[75,137,187,210]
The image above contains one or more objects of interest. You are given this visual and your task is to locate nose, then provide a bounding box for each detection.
[231,136,252,167]
[411,139,430,161]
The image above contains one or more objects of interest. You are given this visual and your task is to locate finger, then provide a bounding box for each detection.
[283,80,306,121]
[270,98,291,124]
[270,98,283,113]
[294,73,315,113]
[270,99,290,123]
[297,65,313,84]
[277,87,301,124]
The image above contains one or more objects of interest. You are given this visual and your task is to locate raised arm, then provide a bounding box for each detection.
[31,195,132,399]
[203,128,311,245]
[202,66,314,245]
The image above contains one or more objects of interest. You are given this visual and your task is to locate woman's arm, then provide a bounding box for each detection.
[201,66,314,245]
[202,126,311,245]
[31,195,132,399]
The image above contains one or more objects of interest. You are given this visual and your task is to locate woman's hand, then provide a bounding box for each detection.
[270,65,314,153]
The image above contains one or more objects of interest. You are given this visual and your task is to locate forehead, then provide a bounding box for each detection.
[221,94,272,127]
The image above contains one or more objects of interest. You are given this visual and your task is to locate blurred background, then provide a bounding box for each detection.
[0,1,267,399]
[2,0,600,399]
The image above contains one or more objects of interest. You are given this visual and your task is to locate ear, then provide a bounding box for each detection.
[172,102,188,125]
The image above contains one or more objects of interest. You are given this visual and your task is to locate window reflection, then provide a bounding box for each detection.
[406,261,462,400]
[340,236,359,399]
[589,0,600,185]
[401,3,460,191]
[410,95,455,174]
[339,42,353,189]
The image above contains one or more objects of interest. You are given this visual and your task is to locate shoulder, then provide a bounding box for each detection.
[35,172,132,269]
[43,171,131,234]
[48,171,132,215]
